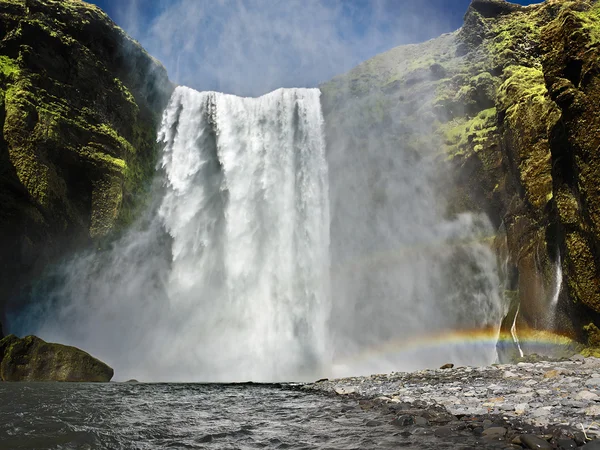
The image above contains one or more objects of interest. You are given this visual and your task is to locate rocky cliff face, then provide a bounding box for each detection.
[0,0,173,326]
[321,0,600,356]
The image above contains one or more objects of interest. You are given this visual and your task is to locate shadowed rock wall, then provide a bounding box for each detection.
[0,0,173,328]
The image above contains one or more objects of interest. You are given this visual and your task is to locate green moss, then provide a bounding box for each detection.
[442,107,497,159]
[113,78,138,111]
[584,323,600,347]
[497,65,547,120]
[575,2,600,44]
[1,335,113,382]
[0,56,19,79]
[484,7,542,71]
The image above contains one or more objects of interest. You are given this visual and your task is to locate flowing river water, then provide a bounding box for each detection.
[0,383,506,450]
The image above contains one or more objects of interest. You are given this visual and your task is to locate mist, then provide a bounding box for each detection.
[11,0,511,381]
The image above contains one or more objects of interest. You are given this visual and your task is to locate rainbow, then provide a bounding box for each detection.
[331,327,579,371]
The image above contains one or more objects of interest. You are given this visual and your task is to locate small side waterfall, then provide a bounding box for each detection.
[550,254,563,309]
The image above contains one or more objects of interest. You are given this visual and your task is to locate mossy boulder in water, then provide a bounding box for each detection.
[0,334,113,382]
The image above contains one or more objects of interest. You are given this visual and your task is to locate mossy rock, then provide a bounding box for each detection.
[0,334,113,382]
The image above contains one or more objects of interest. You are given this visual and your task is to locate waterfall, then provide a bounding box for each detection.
[20,85,505,382]
[25,87,330,382]
[156,87,331,380]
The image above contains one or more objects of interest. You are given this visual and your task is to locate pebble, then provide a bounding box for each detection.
[520,434,552,449]
[585,405,600,416]
[578,391,600,401]
[558,438,577,449]
[515,403,528,414]
[586,379,600,387]
[482,426,506,440]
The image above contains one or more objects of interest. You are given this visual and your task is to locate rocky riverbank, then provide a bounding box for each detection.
[304,356,600,449]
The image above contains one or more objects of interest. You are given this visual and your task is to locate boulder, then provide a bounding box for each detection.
[0,335,113,382]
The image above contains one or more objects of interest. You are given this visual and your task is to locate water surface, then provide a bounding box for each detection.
[0,383,495,449]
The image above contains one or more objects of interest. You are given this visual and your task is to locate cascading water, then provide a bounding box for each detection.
[19,85,506,382]
[156,87,330,381]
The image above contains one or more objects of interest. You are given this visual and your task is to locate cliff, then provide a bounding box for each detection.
[0,0,173,325]
[321,0,600,356]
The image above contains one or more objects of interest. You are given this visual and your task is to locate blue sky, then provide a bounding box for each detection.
[88,0,539,96]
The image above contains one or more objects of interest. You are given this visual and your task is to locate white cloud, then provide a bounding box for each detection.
[119,0,455,96]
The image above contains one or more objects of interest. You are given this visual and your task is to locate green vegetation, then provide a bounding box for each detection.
[442,107,497,160]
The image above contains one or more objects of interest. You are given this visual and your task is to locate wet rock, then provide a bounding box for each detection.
[392,415,414,427]
[583,440,600,449]
[434,426,452,438]
[557,438,577,449]
[482,426,506,440]
[520,434,552,449]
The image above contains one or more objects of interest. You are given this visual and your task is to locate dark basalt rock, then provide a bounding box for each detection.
[468,0,523,18]
[0,334,113,382]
